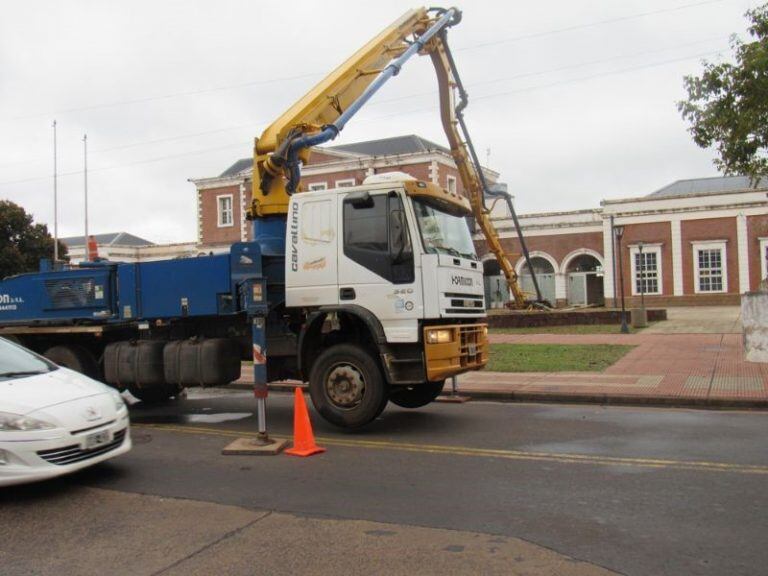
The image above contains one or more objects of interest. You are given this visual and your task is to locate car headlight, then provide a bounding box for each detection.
[109,389,126,411]
[0,411,56,431]
[426,328,454,344]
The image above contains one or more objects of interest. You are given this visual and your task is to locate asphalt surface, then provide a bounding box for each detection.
[2,388,767,575]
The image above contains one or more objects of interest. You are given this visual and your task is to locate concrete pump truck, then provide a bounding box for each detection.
[0,7,530,429]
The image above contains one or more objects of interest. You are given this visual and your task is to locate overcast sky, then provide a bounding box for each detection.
[0,0,758,243]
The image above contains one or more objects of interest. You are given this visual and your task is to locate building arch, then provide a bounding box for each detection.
[560,248,605,306]
[559,248,604,275]
[481,252,501,276]
[514,251,559,276]
[513,251,558,305]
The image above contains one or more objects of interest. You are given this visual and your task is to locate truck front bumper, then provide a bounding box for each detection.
[423,323,488,382]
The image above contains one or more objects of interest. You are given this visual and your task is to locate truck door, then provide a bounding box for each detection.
[285,195,339,308]
[338,190,421,342]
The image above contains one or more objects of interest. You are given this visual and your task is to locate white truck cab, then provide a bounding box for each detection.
[286,174,487,426]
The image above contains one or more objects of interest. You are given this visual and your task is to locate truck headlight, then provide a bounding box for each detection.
[426,328,454,344]
[0,412,56,431]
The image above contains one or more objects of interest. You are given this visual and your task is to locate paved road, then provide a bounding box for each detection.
[2,389,767,575]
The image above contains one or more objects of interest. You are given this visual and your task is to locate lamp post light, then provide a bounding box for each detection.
[614,225,629,334]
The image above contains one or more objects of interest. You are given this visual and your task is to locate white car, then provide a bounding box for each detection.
[0,337,131,487]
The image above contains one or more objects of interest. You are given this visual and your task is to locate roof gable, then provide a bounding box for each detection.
[648,175,765,198]
[59,232,154,247]
[329,134,449,156]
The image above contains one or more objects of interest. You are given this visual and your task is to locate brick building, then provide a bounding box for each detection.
[482,175,768,308]
[189,134,499,249]
[190,135,768,308]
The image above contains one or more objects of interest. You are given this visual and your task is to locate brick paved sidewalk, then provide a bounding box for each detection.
[459,333,768,408]
[235,332,768,409]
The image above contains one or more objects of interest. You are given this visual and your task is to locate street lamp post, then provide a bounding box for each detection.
[638,241,646,311]
[636,241,648,328]
[614,225,629,334]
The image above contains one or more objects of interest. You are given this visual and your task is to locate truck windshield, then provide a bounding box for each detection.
[412,199,477,260]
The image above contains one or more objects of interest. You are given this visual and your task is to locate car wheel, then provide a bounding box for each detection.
[44,344,100,379]
[308,344,388,429]
[389,380,445,408]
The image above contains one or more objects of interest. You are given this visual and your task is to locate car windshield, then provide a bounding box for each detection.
[412,198,477,260]
[0,338,56,380]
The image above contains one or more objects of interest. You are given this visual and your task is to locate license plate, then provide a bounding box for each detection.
[84,430,112,450]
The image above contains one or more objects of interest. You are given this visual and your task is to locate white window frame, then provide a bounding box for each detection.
[760,237,768,281]
[308,182,327,191]
[693,240,728,294]
[446,175,457,194]
[629,243,662,296]
[217,194,234,228]
[335,178,356,188]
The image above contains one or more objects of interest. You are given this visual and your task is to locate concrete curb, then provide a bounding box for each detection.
[226,382,768,410]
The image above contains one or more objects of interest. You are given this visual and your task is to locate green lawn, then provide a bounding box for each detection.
[486,343,635,372]
[490,323,651,335]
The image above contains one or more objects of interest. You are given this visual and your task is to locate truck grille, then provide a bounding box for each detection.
[37,429,127,466]
[445,292,485,314]
[458,324,487,369]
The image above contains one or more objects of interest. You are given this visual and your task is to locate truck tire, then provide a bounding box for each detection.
[128,384,179,403]
[44,345,100,379]
[389,380,445,408]
[308,344,388,429]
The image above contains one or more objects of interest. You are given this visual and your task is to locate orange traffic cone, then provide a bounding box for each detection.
[285,387,326,457]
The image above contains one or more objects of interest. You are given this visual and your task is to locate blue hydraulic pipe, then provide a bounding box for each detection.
[284,8,458,185]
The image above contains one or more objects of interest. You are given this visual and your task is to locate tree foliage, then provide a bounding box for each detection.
[678,5,768,184]
[0,200,67,279]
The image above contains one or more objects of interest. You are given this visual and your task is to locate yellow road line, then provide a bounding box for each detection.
[135,423,768,475]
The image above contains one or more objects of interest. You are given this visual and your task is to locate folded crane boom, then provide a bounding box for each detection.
[248,6,532,308]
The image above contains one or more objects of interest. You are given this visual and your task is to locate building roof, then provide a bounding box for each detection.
[218,135,451,179]
[329,134,450,156]
[648,175,765,198]
[59,232,154,248]
[220,158,253,178]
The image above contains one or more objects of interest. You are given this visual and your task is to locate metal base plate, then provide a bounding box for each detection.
[222,437,288,456]
[435,394,471,403]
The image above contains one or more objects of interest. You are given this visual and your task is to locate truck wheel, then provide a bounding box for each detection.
[128,385,179,403]
[44,345,100,379]
[308,344,388,429]
[389,380,445,408]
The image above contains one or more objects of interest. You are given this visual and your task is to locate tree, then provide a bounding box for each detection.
[0,200,67,279]
[678,4,768,184]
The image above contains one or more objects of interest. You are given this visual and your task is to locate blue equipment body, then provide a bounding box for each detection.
[0,240,277,326]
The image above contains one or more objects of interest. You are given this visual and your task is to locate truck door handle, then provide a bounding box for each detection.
[340,287,356,300]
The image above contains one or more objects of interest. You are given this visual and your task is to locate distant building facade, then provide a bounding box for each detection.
[480,176,768,308]
[189,135,768,308]
[61,232,197,264]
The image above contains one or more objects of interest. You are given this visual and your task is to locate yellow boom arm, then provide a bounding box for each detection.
[249,7,529,308]
[250,8,431,217]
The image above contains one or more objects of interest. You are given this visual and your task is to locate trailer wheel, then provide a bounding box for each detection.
[44,345,100,379]
[308,344,388,429]
[128,385,179,404]
[389,380,445,409]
